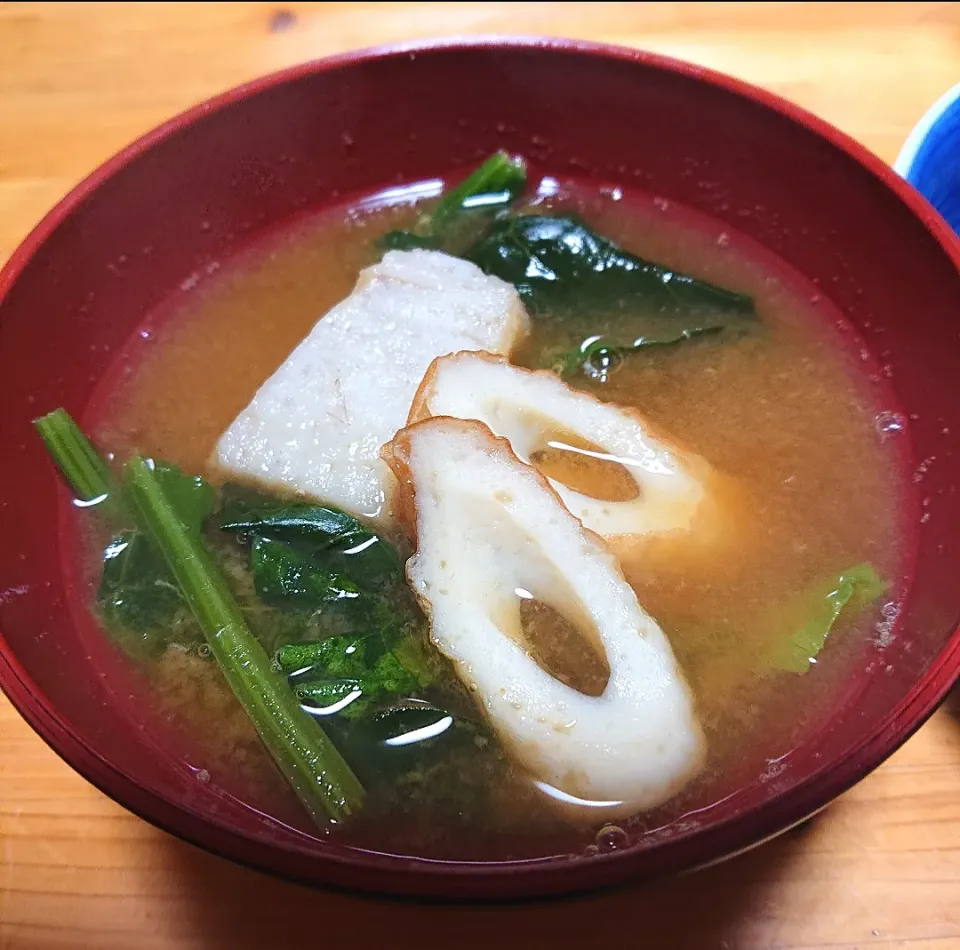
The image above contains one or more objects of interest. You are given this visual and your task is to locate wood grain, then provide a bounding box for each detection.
[1,4,960,948]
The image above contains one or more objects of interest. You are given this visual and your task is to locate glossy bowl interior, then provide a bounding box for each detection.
[1,38,960,900]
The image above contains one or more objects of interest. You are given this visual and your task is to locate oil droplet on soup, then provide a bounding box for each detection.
[84,184,903,861]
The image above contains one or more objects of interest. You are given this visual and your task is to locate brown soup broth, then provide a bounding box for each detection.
[72,179,906,860]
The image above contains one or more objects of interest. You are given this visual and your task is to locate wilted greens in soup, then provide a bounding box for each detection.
[39,153,901,860]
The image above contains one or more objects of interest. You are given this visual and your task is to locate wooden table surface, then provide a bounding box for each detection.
[2,3,960,948]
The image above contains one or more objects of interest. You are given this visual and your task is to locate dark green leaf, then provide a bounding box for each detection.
[294,679,364,712]
[325,701,488,800]
[279,630,440,720]
[770,563,888,674]
[222,487,423,665]
[124,455,364,823]
[148,462,215,535]
[367,650,426,697]
[365,703,461,747]
[430,151,527,232]
[352,705,500,823]
[92,461,216,659]
[100,531,180,624]
[98,531,198,658]
[284,634,432,688]
[546,326,724,381]
[219,485,359,544]
[390,633,447,689]
[466,214,755,317]
[277,635,381,679]
[251,537,361,606]
[218,486,400,590]
[290,653,419,719]
[378,152,527,254]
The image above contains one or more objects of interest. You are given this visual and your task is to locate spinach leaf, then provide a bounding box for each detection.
[381,150,527,253]
[38,410,365,822]
[220,487,426,671]
[218,485,362,543]
[295,679,364,711]
[277,634,382,678]
[545,326,723,382]
[274,592,489,804]
[430,150,527,231]
[364,703,460,746]
[218,486,400,590]
[98,531,199,657]
[319,700,489,814]
[278,633,439,692]
[96,461,216,658]
[34,410,217,660]
[292,659,415,720]
[250,537,361,605]
[124,456,365,823]
[770,563,888,674]
[350,706,507,825]
[279,631,443,720]
[466,214,755,317]
[149,462,215,535]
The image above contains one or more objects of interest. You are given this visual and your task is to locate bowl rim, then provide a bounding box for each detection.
[2,34,960,900]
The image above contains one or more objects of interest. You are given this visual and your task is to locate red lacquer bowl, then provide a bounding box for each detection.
[1,38,959,900]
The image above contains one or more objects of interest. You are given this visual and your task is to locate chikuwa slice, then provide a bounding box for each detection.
[409,351,710,540]
[383,417,706,814]
[214,251,529,528]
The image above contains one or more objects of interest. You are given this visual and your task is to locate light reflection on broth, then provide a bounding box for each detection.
[83,184,903,860]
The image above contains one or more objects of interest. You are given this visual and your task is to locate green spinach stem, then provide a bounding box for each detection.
[34,408,117,504]
[124,456,364,823]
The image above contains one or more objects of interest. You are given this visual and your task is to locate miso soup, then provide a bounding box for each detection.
[43,155,903,861]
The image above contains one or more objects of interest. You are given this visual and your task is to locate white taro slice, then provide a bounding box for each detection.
[382,417,706,815]
[213,251,529,528]
[408,351,710,540]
